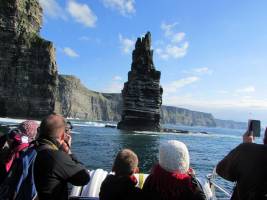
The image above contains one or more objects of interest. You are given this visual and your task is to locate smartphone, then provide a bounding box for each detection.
[248,120,261,137]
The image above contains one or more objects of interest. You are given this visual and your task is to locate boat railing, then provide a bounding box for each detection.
[206,167,232,200]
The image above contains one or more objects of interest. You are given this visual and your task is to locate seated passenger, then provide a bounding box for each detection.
[143,140,207,200]
[34,114,90,200]
[99,149,143,200]
[0,120,38,183]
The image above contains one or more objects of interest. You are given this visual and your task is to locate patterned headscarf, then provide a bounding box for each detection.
[17,120,39,142]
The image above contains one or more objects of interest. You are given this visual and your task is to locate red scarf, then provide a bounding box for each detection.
[129,174,138,185]
[146,164,194,200]
[5,133,29,172]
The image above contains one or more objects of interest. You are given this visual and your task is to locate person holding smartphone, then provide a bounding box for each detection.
[242,120,261,143]
[216,119,267,200]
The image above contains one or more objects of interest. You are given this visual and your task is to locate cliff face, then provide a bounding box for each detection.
[0,0,57,118]
[118,32,163,131]
[214,119,247,129]
[161,106,216,127]
[57,75,121,121]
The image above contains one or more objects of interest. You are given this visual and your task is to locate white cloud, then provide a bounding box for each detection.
[38,0,66,19]
[63,47,79,58]
[102,0,135,16]
[161,22,179,37]
[171,32,186,43]
[156,42,189,60]
[163,76,200,94]
[157,22,189,60]
[113,76,123,81]
[119,34,135,54]
[103,75,125,93]
[194,67,211,74]
[67,0,97,27]
[166,42,189,59]
[161,22,186,44]
[236,86,255,93]
[104,80,124,93]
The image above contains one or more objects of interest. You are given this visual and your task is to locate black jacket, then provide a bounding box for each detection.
[34,138,90,200]
[99,174,144,200]
[217,143,267,200]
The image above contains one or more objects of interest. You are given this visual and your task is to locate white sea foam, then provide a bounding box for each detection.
[71,131,80,135]
[133,131,161,135]
[72,121,107,128]
[0,117,40,124]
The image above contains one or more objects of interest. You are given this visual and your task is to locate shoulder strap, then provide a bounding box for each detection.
[36,139,59,152]
[138,173,144,189]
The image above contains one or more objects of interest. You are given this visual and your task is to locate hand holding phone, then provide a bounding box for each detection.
[248,120,261,137]
[243,132,254,143]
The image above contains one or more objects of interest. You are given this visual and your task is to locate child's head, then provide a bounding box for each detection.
[112,149,139,176]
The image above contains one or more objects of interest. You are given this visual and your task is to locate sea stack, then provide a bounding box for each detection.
[117,32,163,131]
[0,0,58,118]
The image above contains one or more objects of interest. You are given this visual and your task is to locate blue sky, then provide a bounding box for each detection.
[39,0,267,123]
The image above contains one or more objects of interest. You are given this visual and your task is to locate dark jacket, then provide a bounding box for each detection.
[0,146,9,184]
[99,174,144,200]
[34,138,90,200]
[217,143,267,200]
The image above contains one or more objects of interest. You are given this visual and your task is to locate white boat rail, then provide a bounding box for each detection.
[206,167,232,200]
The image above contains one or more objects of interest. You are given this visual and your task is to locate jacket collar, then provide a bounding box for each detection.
[37,137,61,150]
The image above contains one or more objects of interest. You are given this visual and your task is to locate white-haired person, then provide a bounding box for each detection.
[142,140,206,200]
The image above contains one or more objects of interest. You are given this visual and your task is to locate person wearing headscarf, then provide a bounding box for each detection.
[143,140,206,200]
[0,120,39,183]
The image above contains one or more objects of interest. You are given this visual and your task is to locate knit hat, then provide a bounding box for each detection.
[17,120,39,142]
[159,140,190,174]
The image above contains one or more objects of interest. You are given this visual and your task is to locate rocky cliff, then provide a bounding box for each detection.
[57,75,121,121]
[214,119,247,129]
[0,0,57,118]
[118,32,163,131]
[161,106,216,127]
